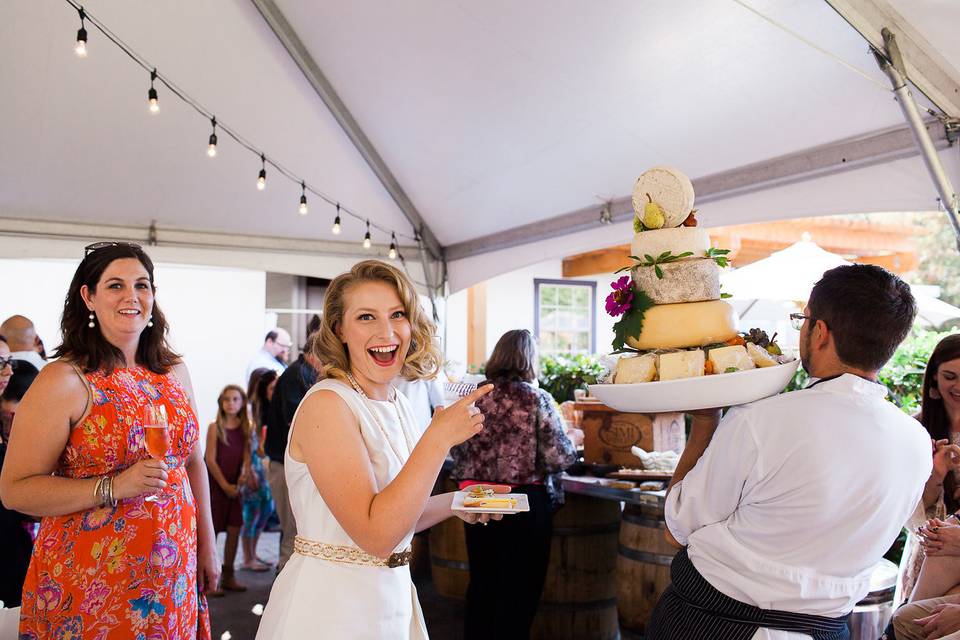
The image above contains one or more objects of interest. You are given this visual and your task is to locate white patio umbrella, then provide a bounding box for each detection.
[721,240,960,330]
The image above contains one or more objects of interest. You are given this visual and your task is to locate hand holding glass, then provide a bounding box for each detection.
[142,404,169,502]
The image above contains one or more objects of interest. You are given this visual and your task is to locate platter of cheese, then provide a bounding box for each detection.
[589,358,799,413]
[452,491,530,514]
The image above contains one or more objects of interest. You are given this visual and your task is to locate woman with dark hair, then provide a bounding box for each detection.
[0,242,216,638]
[450,328,578,640]
[240,368,276,571]
[896,333,960,604]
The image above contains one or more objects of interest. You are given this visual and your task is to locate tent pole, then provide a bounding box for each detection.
[873,29,960,252]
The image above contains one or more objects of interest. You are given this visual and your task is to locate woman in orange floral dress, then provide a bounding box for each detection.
[0,242,218,639]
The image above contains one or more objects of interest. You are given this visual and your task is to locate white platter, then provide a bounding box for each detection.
[451,491,530,514]
[588,359,800,413]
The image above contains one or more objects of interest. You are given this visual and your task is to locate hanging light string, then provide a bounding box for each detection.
[61,0,419,249]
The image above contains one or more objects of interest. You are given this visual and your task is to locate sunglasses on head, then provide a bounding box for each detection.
[84,241,143,257]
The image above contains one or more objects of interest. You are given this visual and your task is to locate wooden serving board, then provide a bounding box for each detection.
[606,469,673,481]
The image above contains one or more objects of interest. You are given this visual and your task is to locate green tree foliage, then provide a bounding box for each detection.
[538,354,606,404]
[914,211,960,307]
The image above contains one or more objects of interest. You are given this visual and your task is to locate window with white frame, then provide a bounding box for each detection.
[534,279,596,356]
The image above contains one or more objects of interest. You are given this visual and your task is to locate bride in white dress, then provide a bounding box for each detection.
[256,260,496,640]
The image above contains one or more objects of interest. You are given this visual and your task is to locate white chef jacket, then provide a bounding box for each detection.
[665,374,931,640]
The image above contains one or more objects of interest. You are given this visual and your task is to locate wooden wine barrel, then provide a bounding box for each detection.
[617,502,677,634]
[429,477,470,599]
[531,493,621,640]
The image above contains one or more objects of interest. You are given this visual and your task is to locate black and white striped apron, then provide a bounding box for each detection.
[646,549,850,640]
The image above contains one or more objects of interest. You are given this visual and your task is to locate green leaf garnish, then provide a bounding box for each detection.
[724,367,739,373]
[612,288,655,351]
[654,265,663,279]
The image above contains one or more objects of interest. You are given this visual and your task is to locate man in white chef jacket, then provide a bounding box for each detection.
[648,264,932,640]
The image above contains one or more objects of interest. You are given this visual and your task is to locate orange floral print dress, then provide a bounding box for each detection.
[18,366,211,640]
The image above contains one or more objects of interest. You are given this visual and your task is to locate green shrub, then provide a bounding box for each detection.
[538,354,606,404]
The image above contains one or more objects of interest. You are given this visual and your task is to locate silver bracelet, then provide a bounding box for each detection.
[93,476,106,507]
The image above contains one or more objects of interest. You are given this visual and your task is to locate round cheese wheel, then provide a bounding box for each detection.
[631,227,710,263]
[632,166,696,229]
[632,259,720,305]
[626,300,738,350]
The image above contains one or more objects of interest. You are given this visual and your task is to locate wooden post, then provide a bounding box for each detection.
[467,282,487,370]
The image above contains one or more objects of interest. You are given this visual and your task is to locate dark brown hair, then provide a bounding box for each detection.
[53,243,180,374]
[485,329,538,382]
[252,368,279,427]
[919,334,960,510]
[807,264,916,372]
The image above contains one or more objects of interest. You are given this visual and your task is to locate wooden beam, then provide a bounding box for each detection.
[467,282,487,368]
[562,216,921,276]
[563,246,631,278]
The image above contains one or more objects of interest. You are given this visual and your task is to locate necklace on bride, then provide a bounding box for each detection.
[345,372,415,463]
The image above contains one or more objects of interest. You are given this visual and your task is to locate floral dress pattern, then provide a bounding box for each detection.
[450,378,577,485]
[19,365,210,640]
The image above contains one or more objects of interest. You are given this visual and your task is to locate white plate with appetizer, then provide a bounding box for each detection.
[451,488,530,514]
[589,357,799,413]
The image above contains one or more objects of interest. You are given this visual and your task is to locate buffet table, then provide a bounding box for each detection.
[427,470,675,640]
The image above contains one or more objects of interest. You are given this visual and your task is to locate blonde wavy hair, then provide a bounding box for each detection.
[314,260,442,382]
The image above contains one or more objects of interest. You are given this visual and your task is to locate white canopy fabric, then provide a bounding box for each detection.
[721,239,960,329]
[1,1,958,291]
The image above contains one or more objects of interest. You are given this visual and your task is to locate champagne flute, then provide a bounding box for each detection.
[142,404,170,502]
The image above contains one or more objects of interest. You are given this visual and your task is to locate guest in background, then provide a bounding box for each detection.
[247,367,270,416]
[1,361,39,443]
[240,370,277,572]
[394,374,446,431]
[0,316,46,371]
[0,242,216,638]
[205,384,251,595]
[450,328,578,640]
[265,332,321,571]
[897,334,960,606]
[245,329,291,382]
[0,337,35,609]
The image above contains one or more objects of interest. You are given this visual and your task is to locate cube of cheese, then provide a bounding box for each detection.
[657,350,705,381]
[614,353,657,383]
[708,345,755,374]
[746,342,778,368]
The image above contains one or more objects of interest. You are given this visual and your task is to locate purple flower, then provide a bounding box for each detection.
[605,276,634,317]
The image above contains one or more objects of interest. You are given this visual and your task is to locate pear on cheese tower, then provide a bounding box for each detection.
[631,166,695,229]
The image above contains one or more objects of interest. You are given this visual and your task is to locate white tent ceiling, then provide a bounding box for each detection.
[1,0,958,292]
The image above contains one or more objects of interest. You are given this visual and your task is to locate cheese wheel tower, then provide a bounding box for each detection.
[626,167,738,351]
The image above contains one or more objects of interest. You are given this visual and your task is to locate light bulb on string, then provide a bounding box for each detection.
[147,69,159,113]
[207,117,218,157]
[75,7,88,57]
[299,182,308,215]
[257,154,266,190]
[362,221,372,249]
[388,233,398,260]
[332,203,342,234]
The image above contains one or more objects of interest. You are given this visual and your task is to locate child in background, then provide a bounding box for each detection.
[205,384,251,595]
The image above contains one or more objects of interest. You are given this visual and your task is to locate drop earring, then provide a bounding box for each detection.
[147,316,154,328]
[88,312,96,328]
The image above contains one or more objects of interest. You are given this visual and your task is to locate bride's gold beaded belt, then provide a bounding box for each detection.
[293,535,413,569]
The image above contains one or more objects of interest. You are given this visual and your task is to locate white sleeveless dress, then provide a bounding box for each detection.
[255,378,429,640]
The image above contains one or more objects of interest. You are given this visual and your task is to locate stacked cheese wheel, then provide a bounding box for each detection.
[615,167,777,384]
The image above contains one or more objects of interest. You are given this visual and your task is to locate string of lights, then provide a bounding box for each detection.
[63,0,415,263]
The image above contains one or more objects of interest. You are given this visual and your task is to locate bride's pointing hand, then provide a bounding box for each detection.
[426,384,494,448]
